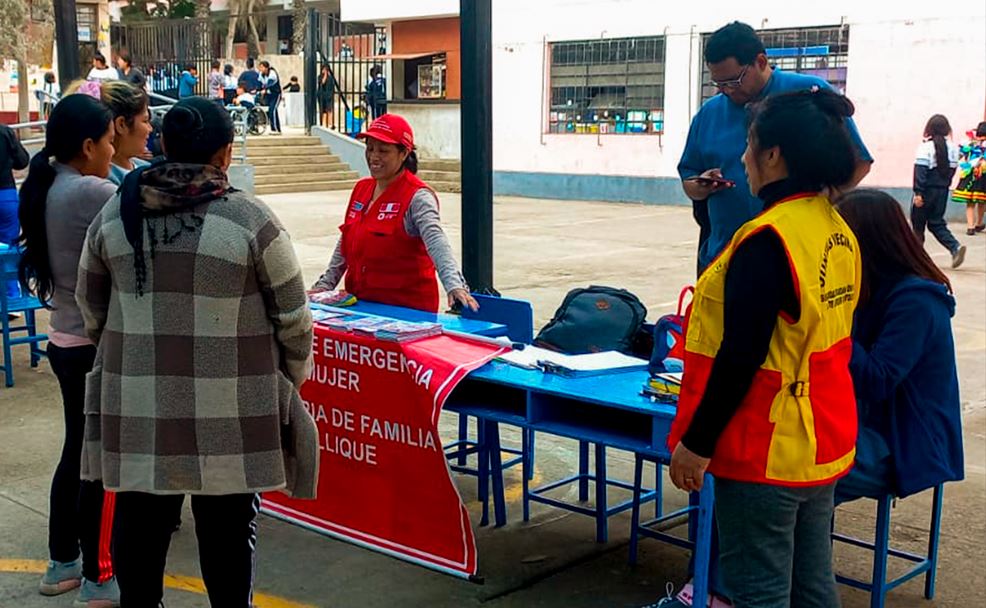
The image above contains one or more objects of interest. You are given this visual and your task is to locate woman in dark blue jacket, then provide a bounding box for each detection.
[836,189,964,502]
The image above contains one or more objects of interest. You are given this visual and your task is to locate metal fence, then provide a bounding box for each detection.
[112,18,223,98]
[306,11,387,135]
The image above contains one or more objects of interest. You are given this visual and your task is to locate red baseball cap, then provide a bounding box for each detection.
[357,114,415,149]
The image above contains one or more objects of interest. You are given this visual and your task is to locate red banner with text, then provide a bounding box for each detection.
[263,326,506,578]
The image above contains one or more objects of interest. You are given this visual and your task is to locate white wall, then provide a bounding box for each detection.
[389,102,461,159]
[346,0,986,189]
[487,0,986,188]
[341,0,457,23]
[847,17,986,187]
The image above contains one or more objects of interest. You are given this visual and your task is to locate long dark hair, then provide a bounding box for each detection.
[748,88,858,191]
[17,95,113,305]
[836,189,951,303]
[924,114,952,178]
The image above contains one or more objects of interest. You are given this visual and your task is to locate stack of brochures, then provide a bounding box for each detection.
[347,317,397,337]
[641,372,682,402]
[310,309,350,325]
[308,289,358,307]
[374,320,443,342]
[322,315,442,343]
[496,346,648,377]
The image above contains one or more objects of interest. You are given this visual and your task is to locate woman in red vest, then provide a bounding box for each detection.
[312,114,477,313]
[668,88,863,607]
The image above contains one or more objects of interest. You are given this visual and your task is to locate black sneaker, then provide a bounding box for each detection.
[968,228,977,236]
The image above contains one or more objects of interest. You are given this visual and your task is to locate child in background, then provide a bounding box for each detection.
[222,64,237,105]
[953,121,986,235]
[912,114,965,268]
[233,85,255,109]
[207,60,224,102]
[285,76,301,92]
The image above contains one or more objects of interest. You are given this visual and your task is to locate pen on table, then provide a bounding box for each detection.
[441,328,526,350]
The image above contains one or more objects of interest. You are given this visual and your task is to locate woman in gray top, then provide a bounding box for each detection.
[17,95,120,604]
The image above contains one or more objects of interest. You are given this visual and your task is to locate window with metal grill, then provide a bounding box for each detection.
[548,36,666,135]
[699,25,850,106]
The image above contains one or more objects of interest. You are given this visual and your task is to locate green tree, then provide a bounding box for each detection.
[292,1,307,53]
[121,0,196,21]
[0,0,51,125]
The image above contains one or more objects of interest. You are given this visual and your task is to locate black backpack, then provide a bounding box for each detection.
[535,286,648,355]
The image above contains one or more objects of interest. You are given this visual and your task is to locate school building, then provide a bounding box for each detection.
[340,0,986,204]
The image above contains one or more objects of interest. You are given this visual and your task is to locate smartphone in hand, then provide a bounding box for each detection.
[685,176,736,188]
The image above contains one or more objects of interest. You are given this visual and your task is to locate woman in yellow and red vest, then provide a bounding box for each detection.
[312,114,477,313]
[668,88,863,607]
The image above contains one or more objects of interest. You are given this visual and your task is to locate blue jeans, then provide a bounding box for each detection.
[715,478,840,608]
[0,188,21,298]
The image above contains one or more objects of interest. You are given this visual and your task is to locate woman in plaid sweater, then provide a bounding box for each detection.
[77,97,318,606]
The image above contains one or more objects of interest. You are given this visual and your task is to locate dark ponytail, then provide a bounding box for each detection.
[748,87,858,191]
[161,97,234,164]
[402,148,418,174]
[17,95,113,305]
[923,114,952,179]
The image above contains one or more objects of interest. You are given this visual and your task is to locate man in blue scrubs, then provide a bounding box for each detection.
[679,21,873,274]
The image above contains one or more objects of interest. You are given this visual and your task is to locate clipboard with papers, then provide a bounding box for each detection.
[496,346,648,377]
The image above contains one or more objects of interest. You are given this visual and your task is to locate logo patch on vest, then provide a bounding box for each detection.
[377,201,402,221]
[819,232,856,310]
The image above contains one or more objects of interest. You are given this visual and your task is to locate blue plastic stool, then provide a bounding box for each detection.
[832,484,944,608]
[0,248,48,387]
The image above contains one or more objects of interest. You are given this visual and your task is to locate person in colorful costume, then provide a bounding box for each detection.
[668,88,863,608]
[313,114,477,313]
[952,121,986,235]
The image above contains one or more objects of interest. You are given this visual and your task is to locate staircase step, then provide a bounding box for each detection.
[247,136,323,148]
[255,171,360,186]
[428,181,462,193]
[417,170,461,184]
[249,154,340,166]
[247,146,341,158]
[256,180,358,195]
[418,159,460,172]
[253,162,350,175]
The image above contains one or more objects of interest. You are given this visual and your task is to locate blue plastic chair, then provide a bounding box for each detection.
[832,484,944,608]
[0,248,48,387]
[447,294,534,526]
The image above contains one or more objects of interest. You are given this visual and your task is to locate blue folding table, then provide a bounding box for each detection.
[317,299,714,605]
[446,362,714,605]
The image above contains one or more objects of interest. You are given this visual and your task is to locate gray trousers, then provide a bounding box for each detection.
[715,478,841,608]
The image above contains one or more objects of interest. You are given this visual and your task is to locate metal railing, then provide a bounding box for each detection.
[8,90,251,184]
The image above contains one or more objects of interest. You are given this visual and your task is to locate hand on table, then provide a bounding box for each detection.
[448,288,479,312]
[670,443,711,492]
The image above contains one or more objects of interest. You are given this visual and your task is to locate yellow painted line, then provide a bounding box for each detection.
[0,559,315,608]
[503,464,542,504]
